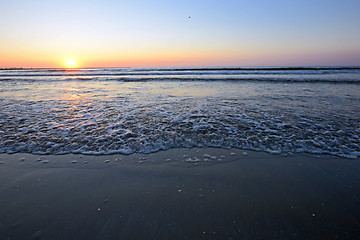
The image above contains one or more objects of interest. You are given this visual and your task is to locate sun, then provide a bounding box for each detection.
[66,59,77,68]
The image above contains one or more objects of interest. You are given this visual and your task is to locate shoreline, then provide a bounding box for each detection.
[1,148,360,239]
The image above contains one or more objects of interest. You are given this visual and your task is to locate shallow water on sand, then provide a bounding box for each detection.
[1,149,360,239]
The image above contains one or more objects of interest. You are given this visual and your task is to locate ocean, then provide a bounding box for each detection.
[0,67,359,158]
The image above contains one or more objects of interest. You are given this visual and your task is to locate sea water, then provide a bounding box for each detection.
[0,67,359,158]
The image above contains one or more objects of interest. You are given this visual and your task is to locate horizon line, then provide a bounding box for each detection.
[1,65,360,70]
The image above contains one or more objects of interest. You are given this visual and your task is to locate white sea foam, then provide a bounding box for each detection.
[0,68,359,158]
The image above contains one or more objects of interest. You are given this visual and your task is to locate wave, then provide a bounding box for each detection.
[1,77,359,84]
[1,98,359,158]
[133,66,360,71]
[1,67,359,84]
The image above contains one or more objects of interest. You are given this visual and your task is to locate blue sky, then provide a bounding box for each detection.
[1,0,359,67]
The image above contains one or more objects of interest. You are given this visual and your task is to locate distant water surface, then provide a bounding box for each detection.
[0,67,359,158]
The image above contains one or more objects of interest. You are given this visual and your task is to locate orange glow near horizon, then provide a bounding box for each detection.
[0,47,359,69]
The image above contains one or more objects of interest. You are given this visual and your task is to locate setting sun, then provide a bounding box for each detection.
[66,59,76,68]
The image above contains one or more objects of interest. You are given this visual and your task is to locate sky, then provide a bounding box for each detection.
[1,0,360,68]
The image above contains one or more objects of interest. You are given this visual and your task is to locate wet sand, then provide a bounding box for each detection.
[0,148,359,239]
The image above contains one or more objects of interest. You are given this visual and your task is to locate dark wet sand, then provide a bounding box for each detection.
[0,148,359,239]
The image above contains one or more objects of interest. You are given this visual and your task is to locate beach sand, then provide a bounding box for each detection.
[0,148,359,239]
